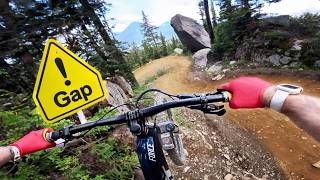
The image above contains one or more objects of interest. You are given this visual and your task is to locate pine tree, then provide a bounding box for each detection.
[170,36,178,51]
[140,10,159,47]
[159,33,168,56]
[126,42,143,69]
[219,0,233,21]
[0,0,82,93]
[79,0,138,86]
[170,36,183,51]
[142,41,154,61]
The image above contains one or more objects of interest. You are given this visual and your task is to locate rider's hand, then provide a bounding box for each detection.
[11,128,56,156]
[218,77,272,109]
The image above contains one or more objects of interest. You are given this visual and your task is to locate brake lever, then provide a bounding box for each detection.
[202,108,226,116]
[188,104,226,116]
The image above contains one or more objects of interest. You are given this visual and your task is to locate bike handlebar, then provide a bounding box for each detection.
[48,91,231,141]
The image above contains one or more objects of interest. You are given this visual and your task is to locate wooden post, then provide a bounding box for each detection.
[77,110,87,124]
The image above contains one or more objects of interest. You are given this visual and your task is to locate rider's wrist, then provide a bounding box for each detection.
[263,86,277,108]
[8,146,21,162]
[2,147,13,161]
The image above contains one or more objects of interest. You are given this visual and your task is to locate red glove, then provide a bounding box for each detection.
[218,77,271,109]
[11,128,56,156]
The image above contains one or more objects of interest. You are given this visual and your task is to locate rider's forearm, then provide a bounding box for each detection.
[264,86,320,141]
[0,146,13,167]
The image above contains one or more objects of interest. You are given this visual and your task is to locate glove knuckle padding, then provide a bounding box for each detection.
[221,77,271,109]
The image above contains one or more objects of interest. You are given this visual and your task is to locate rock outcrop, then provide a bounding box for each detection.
[104,80,130,113]
[314,60,320,68]
[170,14,227,81]
[174,48,183,55]
[192,48,213,69]
[267,54,281,66]
[207,61,223,75]
[207,61,224,80]
[112,75,134,97]
[265,15,291,27]
[171,14,211,53]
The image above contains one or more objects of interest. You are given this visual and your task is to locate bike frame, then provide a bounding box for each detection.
[136,125,173,180]
[48,91,230,180]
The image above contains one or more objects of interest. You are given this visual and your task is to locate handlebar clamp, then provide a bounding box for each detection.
[126,110,143,135]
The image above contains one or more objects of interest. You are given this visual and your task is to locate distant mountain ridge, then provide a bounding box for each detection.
[115,21,176,45]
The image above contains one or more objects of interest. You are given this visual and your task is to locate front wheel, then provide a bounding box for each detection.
[154,92,186,166]
[166,133,185,166]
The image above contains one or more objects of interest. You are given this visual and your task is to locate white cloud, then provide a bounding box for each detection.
[144,0,200,25]
[262,0,320,16]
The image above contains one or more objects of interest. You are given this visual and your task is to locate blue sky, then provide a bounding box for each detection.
[108,0,320,32]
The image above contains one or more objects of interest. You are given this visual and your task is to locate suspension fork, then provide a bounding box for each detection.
[136,126,173,180]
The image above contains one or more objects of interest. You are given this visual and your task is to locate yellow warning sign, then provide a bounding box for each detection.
[33,39,107,123]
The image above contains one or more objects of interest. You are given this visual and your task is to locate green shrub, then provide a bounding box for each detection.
[300,38,320,67]
[214,22,236,54]
[291,13,320,36]
[90,139,138,179]
[215,7,259,54]
[0,105,139,179]
[264,30,290,49]
[126,37,184,70]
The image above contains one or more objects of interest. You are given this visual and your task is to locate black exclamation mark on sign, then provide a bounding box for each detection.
[55,58,71,86]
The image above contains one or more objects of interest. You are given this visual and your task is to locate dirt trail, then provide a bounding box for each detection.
[133,55,320,179]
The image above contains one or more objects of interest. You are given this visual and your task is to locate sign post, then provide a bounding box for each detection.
[33,39,107,124]
[77,110,87,124]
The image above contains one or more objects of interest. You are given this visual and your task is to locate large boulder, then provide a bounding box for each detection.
[171,14,211,52]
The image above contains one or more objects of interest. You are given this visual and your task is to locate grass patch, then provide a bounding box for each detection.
[132,68,171,107]
[143,68,170,85]
[172,109,193,129]
[133,68,170,96]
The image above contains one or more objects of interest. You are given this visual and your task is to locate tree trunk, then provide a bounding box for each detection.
[79,0,138,86]
[203,0,214,43]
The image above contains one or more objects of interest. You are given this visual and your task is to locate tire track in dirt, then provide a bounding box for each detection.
[133,55,320,179]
